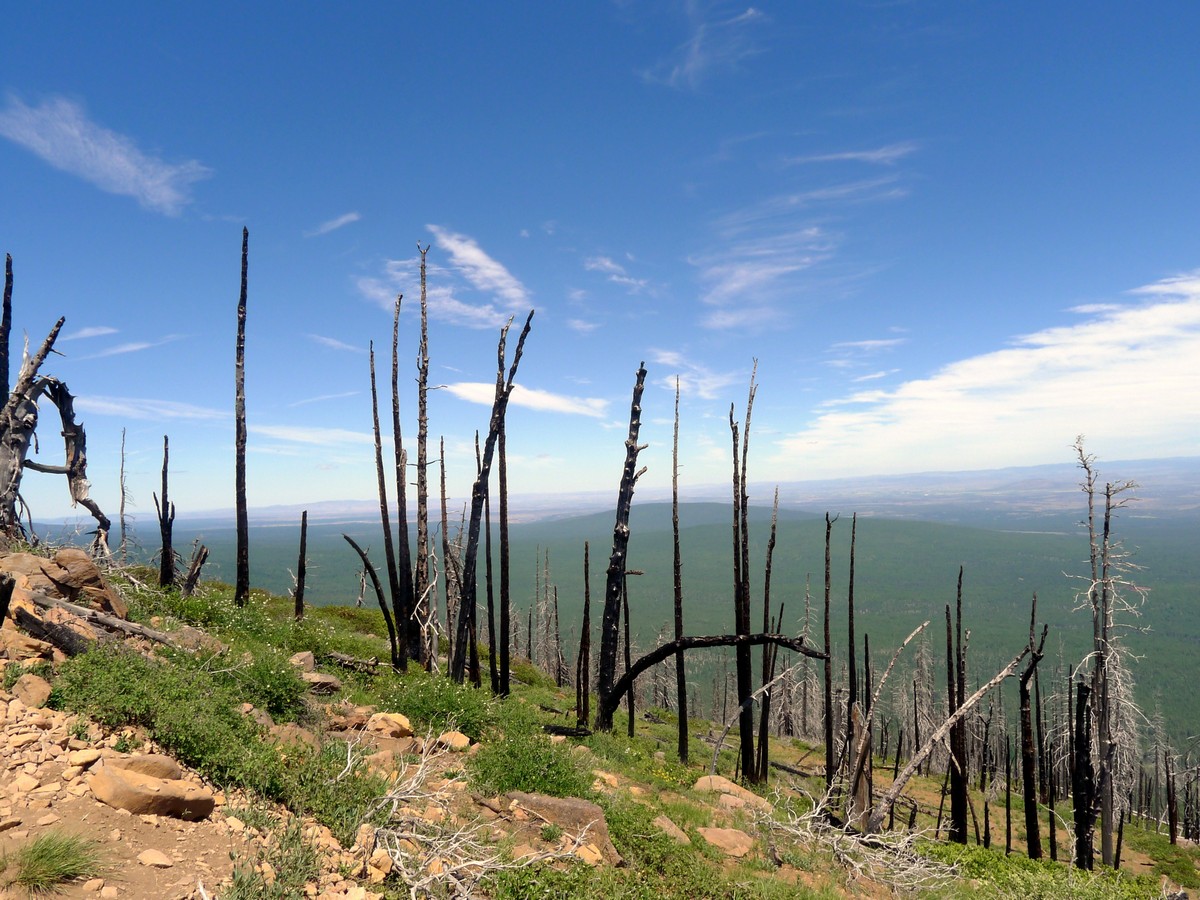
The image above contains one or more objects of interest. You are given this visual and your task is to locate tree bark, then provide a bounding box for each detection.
[369,345,403,662]
[1020,595,1049,859]
[153,436,175,588]
[449,312,535,682]
[233,228,250,607]
[671,379,688,763]
[413,244,432,666]
[595,363,649,731]
[391,295,412,670]
[344,534,399,669]
[1,253,12,401]
[293,511,308,620]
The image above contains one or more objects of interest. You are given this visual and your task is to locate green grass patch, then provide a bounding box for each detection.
[0,830,105,895]
[468,731,593,798]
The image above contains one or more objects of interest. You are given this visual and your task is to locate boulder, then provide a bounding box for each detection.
[11,673,52,708]
[692,774,771,812]
[366,712,413,738]
[697,826,754,858]
[113,753,184,780]
[434,730,470,752]
[269,723,318,749]
[51,549,128,618]
[0,625,53,661]
[302,672,342,695]
[652,814,691,844]
[289,650,316,672]
[505,791,622,866]
[89,758,214,820]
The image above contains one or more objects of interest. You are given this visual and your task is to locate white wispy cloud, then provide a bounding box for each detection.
[307,334,365,353]
[0,94,209,215]
[427,224,529,306]
[645,6,766,90]
[787,141,918,166]
[831,338,906,352]
[75,396,223,421]
[648,349,740,400]
[77,335,182,360]
[250,424,374,447]
[357,255,517,329]
[584,256,647,293]
[305,211,361,237]
[567,319,599,334]
[60,326,118,341]
[772,272,1200,477]
[288,390,360,408]
[444,383,609,418]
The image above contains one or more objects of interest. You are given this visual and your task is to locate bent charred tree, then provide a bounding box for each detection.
[595,363,649,732]
[152,436,175,588]
[0,286,110,553]
[598,632,826,728]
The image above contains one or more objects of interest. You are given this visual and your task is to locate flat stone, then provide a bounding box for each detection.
[11,674,52,709]
[435,730,470,752]
[652,814,691,844]
[365,712,412,738]
[137,848,174,868]
[697,826,754,858]
[289,651,316,672]
[505,791,621,865]
[302,672,342,695]
[692,774,771,811]
[90,761,214,820]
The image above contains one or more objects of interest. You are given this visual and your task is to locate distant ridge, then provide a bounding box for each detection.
[167,455,1200,527]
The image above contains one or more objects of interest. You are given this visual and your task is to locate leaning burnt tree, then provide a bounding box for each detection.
[0,254,111,554]
[595,363,649,731]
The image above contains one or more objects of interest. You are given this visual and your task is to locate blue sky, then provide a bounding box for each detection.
[3,2,1199,520]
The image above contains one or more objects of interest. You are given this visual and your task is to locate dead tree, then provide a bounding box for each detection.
[234,228,250,607]
[599,632,826,728]
[1074,438,1143,867]
[0,276,109,552]
[1073,678,1097,869]
[868,644,1030,833]
[823,513,837,795]
[498,415,512,694]
[576,541,592,726]
[118,428,129,562]
[755,488,781,779]
[945,569,969,844]
[370,343,405,664]
[391,294,413,670]
[293,510,308,620]
[344,534,399,668]
[1020,594,1049,859]
[449,311,535,683]
[671,379,688,762]
[181,540,209,599]
[152,436,175,587]
[728,365,759,782]
[413,244,433,667]
[477,433,498,692]
[595,363,648,732]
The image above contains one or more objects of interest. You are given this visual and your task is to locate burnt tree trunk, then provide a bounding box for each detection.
[449,312,535,683]
[729,367,759,782]
[1074,679,1096,870]
[370,344,403,660]
[1,254,11,400]
[1020,595,1049,859]
[153,436,175,588]
[181,541,209,599]
[577,541,591,726]
[293,510,308,620]
[234,228,250,607]
[595,363,648,732]
[671,379,688,763]
[413,244,432,667]
[823,512,836,796]
[391,295,412,670]
[344,534,399,668]
[499,418,512,694]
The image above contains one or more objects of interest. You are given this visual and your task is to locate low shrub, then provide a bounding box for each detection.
[468,731,593,798]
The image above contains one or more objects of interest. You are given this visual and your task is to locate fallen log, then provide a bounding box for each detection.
[26,591,176,646]
[13,605,102,656]
[325,651,379,674]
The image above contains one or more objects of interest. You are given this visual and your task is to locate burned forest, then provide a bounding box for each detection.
[2,237,1196,892]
